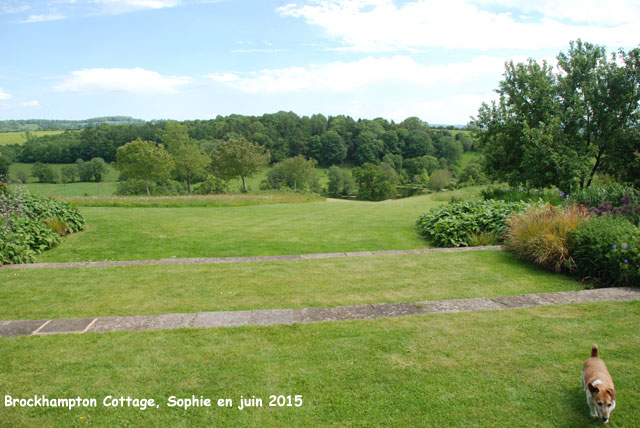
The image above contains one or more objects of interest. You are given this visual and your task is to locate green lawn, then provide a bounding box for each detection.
[1,302,638,427]
[0,250,583,321]
[34,194,447,262]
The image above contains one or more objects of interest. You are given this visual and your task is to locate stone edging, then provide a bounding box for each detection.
[1,287,638,338]
[0,246,502,270]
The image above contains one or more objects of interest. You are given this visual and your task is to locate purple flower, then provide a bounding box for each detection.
[560,192,565,197]
[622,245,627,249]
[624,259,629,264]
[612,245,617,249]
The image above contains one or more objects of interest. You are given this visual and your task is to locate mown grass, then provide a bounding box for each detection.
[0,130,65,146]
[33,192,465,262]
[0,251,583,321]
[1,302,638,427]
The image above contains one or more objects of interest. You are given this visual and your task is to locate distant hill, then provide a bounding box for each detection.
[0,117,146,132]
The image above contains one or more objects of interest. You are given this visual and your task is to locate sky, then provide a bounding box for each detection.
[1,0,639,125]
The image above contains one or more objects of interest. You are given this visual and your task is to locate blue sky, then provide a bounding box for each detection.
[1,0,639,124]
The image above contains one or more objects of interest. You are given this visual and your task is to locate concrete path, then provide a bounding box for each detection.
[0,246,501,270]
[1,287,638,338]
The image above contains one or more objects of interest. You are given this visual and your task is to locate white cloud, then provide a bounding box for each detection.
[471,0,640,25]
[277,0,640,51]
[209,55,507,93]
[0,88,12,100]
[21,100,39,107]
[22,13,67,23]
[56,67,190,94]
[92,0,181,14]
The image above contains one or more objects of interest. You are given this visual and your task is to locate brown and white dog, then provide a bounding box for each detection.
[582,345,616,424]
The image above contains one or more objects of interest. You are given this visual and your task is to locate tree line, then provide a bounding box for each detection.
[8,113,478,169]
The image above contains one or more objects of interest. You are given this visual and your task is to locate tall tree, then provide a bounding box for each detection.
[212,137,270,192]
[116,138,174,196]
[473,40,640,191]
[161,121,209,193]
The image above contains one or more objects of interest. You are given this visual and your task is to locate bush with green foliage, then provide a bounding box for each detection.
[568,216,640,287]
[326,166,355,197]
[194,175,228,194]
[116,178,186,196]
[0,188,85,264]
[417,199,528,247]
[31,162,58,183]
[504,205,590,272]
[428,169,453,191]
[352,162,399,201]
[569,183,640,226]
[262,156,317,192]
[481,186,566,205]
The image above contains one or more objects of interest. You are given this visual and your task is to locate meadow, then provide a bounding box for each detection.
[0,130,65,146]
[2,185,638,427]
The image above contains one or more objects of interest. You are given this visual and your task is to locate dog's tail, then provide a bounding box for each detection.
[591,344,599,358]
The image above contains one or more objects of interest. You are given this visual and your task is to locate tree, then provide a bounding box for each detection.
[116,138,174,196]
[352,162,399,201]
[31,162,58,183]
[473,40,640,191]
[0,151,10,180]
[77,157,109,182]
[161,122,210,194]
[428,169,453,191]
[308,130,347,166]
[61,165,77,183]
[265,156,317,191]
[212,137,270,192]
[327,166,355,197]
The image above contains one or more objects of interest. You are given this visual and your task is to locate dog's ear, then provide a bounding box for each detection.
[588,383,599,395]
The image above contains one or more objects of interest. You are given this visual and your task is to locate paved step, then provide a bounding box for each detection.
[1,287,639,338]
[0,246,501,270]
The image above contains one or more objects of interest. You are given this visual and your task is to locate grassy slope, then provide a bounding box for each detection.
[1,302,638,427]
[0,251,583,321]
[35,188,482,263]
[0,130,65,146]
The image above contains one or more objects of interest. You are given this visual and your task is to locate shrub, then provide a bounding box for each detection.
[326,166,355,197]
[481,186,566,205]
[570,183,640,226]
[0,188,85,264]
[416,199,528,247]
[504,205,590,272]
[352,163,398,201]
[31,162,58,183]
[194,175,228,194]
[569,216,640,287]
[427,169,453,191]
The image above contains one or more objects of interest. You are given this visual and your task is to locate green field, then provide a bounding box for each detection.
[0,250,582,321]
[2,182,638,427]
[33,191,482,263]
[1,302,638,427]
[0,130,65,146]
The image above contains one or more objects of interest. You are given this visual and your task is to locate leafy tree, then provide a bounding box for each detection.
[474,40,640,191]
[353,131,383,165]
[61,165,77,183]
[457,161,487,185]
[327,166,355,197]
[428,169,453,191]
[77,157,109,182]
[31,162,58,183]
[404,156,439,177]
[0,151,10,180]
[265,156,317,191]
[161,122,210,194]
[308,130,348,166]
[352,162,399,201]
[212,137,270,192]
[116,138,174,196]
